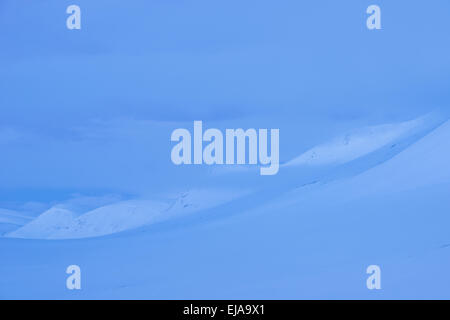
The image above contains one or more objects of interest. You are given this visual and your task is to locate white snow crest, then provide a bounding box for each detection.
[285,116,430,167]
[5,189,244,240]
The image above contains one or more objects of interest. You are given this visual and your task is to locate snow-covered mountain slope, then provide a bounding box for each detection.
[50,200,169,240]
[283,119,450,204]
[6,189,245,240]
[284,115,440,167]
[347,119,450,193]
[4,117,446,241]
[1,119,450,299]
[6,207,76,239]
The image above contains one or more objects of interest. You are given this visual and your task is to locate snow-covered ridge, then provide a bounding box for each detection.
[344,119,450,193]
[4,115,446,241]
[283,119,450,204]
[6,207,76,239]
[6,189,244,240]
[284,115,439,167]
